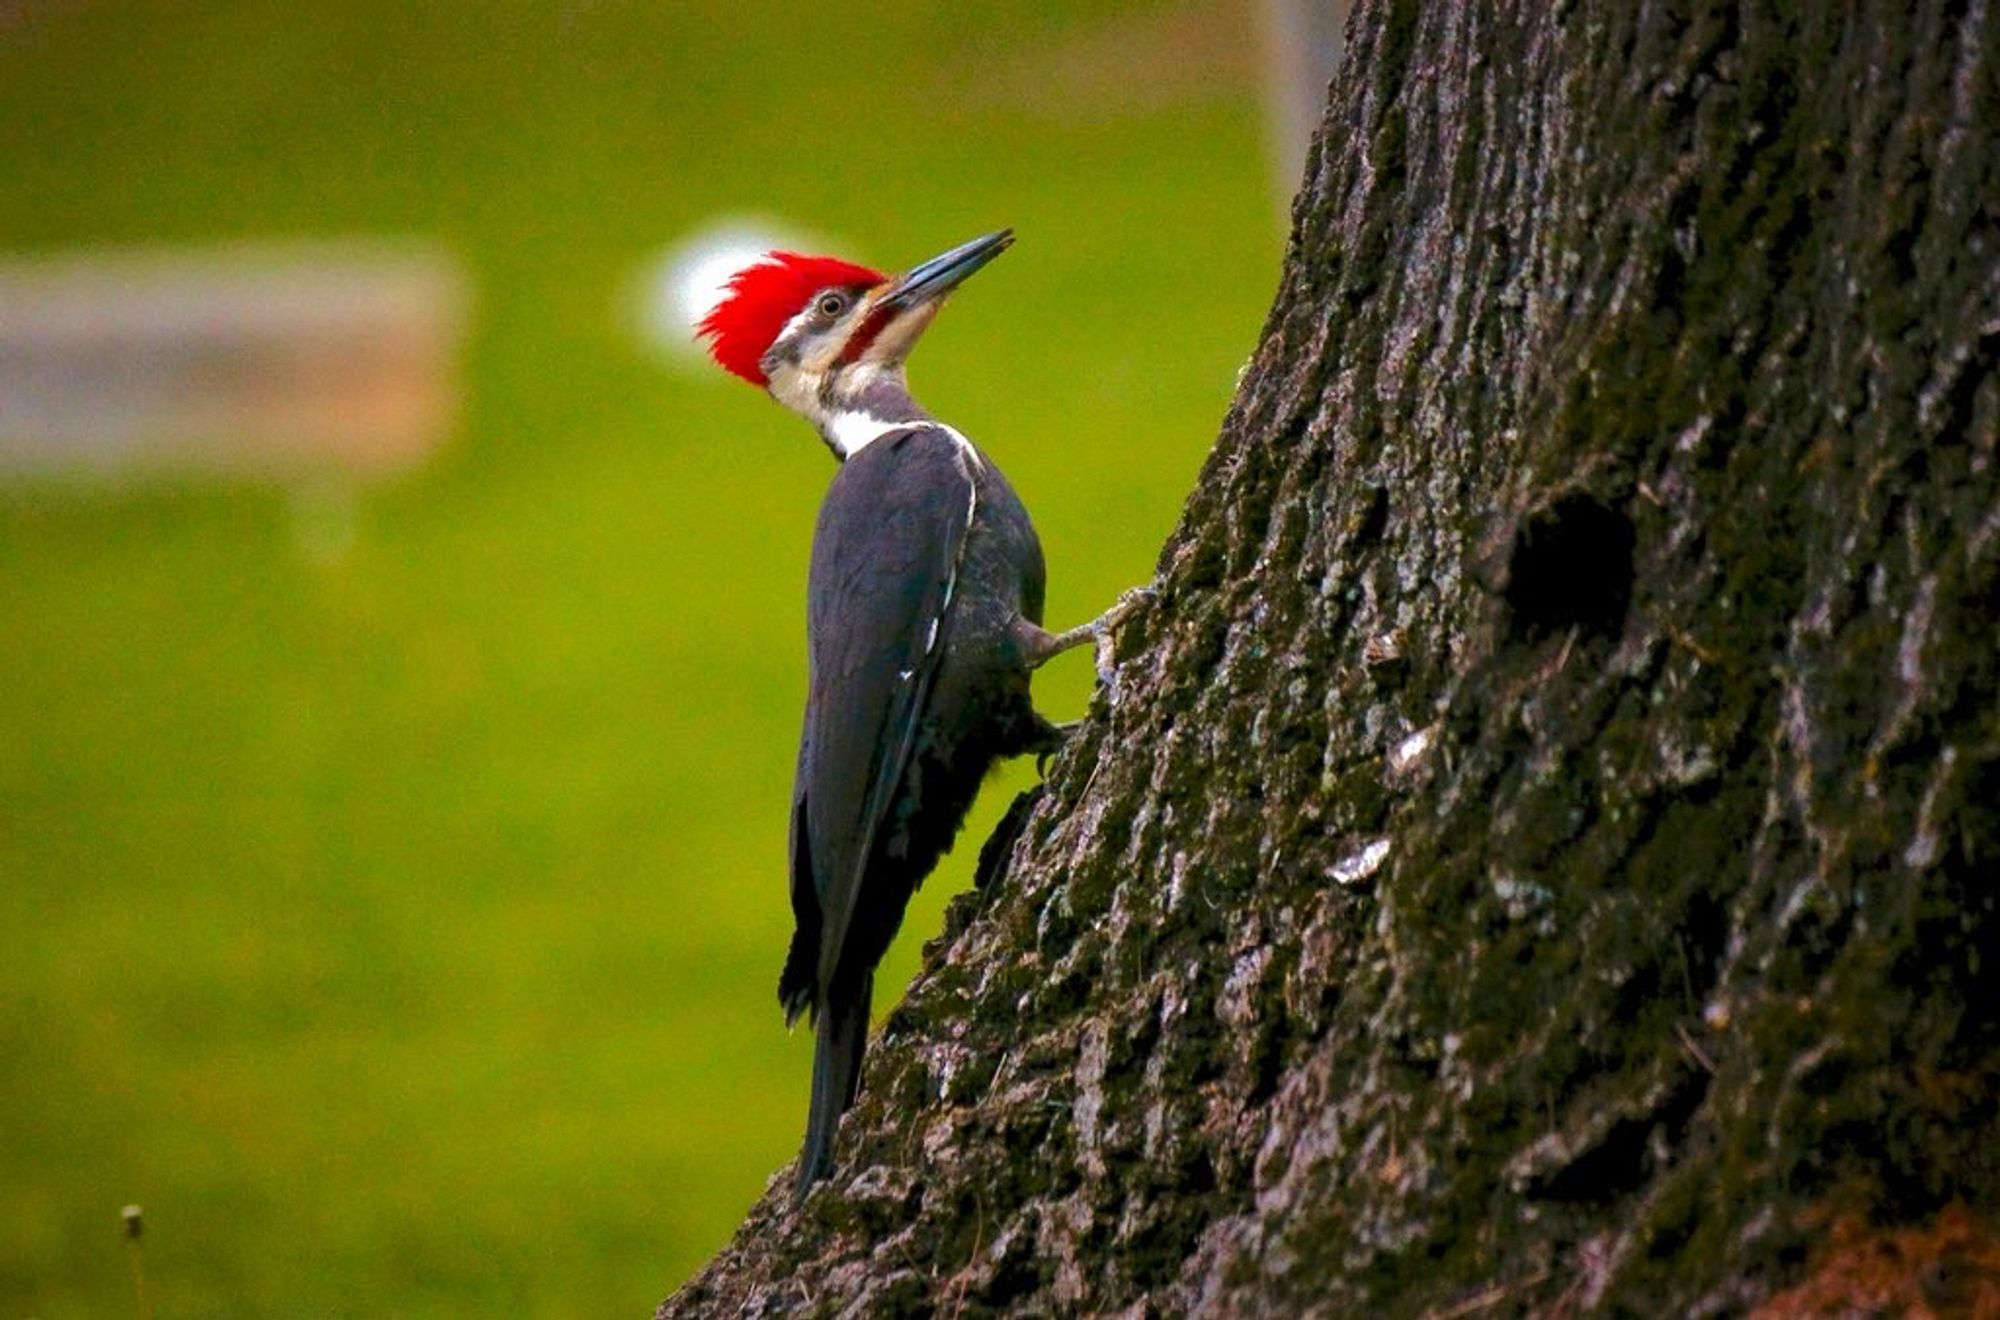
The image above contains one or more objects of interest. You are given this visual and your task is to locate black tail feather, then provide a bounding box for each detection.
[777,923,817,1027]
[795,975,871,1197]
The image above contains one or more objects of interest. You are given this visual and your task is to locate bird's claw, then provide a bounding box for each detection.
[1092,585,1158,685]
[1107,584,1158,622]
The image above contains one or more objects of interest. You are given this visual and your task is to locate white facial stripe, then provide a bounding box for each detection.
[763,360,822,423]
[841,361,887,392]
[774,302,819,348]
[767,292,867,376]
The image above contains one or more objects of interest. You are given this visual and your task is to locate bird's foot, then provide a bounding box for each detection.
[1099,584,1158,629]
[1091,585,1157,684]
[1032,585,1156,666]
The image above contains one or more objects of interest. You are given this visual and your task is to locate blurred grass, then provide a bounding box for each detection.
[0,0,1281,1313]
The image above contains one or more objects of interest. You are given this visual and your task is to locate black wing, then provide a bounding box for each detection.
[792,426,976,996]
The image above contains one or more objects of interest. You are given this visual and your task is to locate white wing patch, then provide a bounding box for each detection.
[921,431,981,659]
[938,422,984,473]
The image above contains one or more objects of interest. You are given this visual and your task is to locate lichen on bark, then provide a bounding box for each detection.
[665,2,2000,1313]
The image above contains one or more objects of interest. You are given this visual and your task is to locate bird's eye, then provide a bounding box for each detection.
[816,293,848,318]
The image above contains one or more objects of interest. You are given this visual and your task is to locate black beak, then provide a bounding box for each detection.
[877,229,1014,312]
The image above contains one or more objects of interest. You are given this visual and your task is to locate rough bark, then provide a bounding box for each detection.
[665,2,2000,1313]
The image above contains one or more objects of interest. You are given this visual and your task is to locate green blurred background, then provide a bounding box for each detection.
[0,1,1282,1313]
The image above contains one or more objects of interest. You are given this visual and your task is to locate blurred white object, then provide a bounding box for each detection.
[630,217,815,373]
[1260,0,1348,214]
[0,241,467,480]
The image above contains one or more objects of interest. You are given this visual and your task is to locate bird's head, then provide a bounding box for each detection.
[698,229,1013,455]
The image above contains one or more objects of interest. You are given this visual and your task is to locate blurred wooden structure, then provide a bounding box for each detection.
[0,242,466,480]
[1261,0,1349,212]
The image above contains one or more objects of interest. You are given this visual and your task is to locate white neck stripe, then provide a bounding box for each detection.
[824,410,918,458]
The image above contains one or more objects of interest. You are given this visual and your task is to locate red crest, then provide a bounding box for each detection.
[697,252,885,385]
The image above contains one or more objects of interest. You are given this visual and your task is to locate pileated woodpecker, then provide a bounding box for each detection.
[698,229,1143,1194]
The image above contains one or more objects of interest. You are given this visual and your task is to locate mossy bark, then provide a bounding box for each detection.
[665,2,2000,1313]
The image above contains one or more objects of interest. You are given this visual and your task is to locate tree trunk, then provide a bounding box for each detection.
[664,2,2000,1313]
